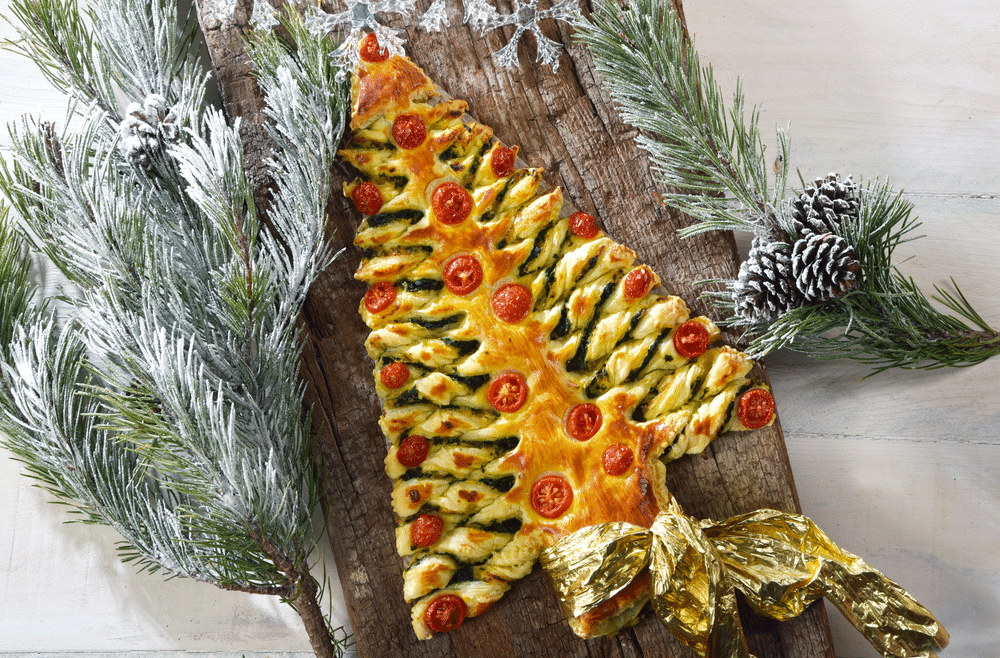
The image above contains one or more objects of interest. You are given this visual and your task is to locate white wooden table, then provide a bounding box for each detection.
[1,1,997,656]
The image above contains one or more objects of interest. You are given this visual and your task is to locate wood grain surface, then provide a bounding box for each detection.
[295,1,834,655]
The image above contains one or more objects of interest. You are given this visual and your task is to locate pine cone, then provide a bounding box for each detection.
[120,94,180,169]
[790,173,859,238]
[791,232,860,302]
[733,237,802,322]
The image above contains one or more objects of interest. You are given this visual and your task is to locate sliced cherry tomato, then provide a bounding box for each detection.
[568,211,600,239]
[443,255,483,296]
[351,181,383,216]
[364,281,396,313]
[531,475,573,519]
[380,361,409,389]
[359,32,390,63]
[488,371,528,413]
[737,388,775,429]
[566,403,602,441]
[392,114,426,150]
[602,443,634,476]
[490,146,516,178]
[424,594,467,633]
[410,513,444,547]
[673,320,710,359]
[431,182,473,226]
[491,283,532,323]
[623,267,653,301]
[397,435,430,468]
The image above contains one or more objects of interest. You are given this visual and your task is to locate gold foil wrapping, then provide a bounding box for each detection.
[540,493,948,658]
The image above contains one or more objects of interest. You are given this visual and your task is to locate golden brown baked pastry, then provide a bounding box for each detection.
[339,34,775,640]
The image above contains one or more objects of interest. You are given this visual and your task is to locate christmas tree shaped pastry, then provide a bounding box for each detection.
[339,34,776,640]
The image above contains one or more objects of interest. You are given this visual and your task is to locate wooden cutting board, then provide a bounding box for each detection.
[198,0,836,654]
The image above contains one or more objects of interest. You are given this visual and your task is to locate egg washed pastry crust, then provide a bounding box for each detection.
[340,47,774,640]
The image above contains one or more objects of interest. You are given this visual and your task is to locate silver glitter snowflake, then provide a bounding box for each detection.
[464,0,580,71]
[419,0,450,32]
[201,0,280,30]
[305,0,417,74]
[250,0,278,30]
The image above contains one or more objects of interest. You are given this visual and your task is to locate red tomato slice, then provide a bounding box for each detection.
[409,514,444,547]
[359,32,389,63]
[490,146,516,178]
[351,181,383,216]
[487,371,528,413]
[443,255,483,296]
[623,267,653,301]
[568,211,600,239]
[673,320,710,359]
[431,182,473,226]
[602,443,634,476]
[531,475,573,519]
[397,435,429,468]
[491,283,532,323]
[738,388,775,429]
[424,594,467,633]
[379,361,409,389]
[566,403,602,441]
[392,114,426,150]
[364,281,396,314]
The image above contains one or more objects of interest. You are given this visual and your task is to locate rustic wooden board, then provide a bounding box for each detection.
[295,2,836,657]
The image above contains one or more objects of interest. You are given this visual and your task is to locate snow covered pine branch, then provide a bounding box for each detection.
[0,0,351,655]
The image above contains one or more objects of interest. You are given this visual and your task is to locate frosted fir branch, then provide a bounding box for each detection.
[0,212,38,356]
[248,9,349,304]
[1,101,321,615]
[2,0,119,117]
[0,312,104,515]
[170,110,256,244]
[0,293,205,583]
[92,0,207,106]
[1,113,114,288]
[0,0,352,652]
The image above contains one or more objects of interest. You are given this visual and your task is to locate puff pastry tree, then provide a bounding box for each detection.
[340,42,775,640]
